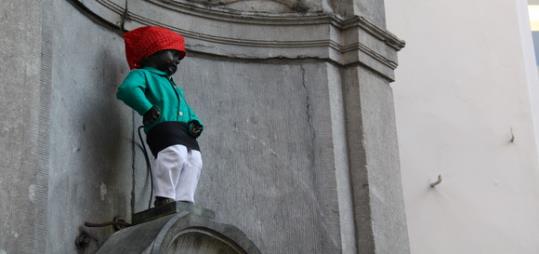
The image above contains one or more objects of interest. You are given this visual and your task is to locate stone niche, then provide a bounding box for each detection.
[75,0,409,253]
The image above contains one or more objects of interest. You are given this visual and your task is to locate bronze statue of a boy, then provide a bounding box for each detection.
[117,26,203,207]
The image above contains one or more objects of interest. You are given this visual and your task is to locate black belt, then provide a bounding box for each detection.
[146,121,200,157]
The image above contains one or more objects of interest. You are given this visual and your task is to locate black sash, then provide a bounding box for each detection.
[146,121,200,157]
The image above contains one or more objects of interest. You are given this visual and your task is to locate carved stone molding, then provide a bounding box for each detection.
[75,0,405,79]
[181,0,316,13]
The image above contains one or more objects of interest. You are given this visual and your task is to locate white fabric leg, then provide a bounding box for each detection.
[175,149,203,203]
[152,145,188,200]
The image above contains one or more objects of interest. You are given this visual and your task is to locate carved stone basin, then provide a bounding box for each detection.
[96,205,260,254]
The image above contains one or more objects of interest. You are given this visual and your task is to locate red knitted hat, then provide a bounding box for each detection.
[124,26,186,69]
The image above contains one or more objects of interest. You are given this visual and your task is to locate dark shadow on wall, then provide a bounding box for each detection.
[72,46,131,252]
[82,46,130,211]
[96,47,129,209]
[532,31,539,66]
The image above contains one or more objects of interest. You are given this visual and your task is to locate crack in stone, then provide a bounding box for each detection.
[300,64,316,165]
[299,64,340,248]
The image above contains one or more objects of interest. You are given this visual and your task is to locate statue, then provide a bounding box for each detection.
[116,26,204,208]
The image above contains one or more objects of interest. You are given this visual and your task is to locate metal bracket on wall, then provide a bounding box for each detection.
[75,229,98,251]
[509,128,516,143]
[430,174,442,188]
[84,216,132,231]
[75,216,131,250]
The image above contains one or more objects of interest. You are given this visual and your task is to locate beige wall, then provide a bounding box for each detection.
[386,0,539,253]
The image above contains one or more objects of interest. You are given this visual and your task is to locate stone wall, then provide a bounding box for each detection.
[0,1,50,253]
[47,1,133,253]
[0,0,408,253]
[387,0,539,253]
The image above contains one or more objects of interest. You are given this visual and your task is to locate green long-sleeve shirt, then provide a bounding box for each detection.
[116,67,202,132]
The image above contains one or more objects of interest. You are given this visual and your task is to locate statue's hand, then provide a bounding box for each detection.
[143,107,160,126]
[188,120,203,138]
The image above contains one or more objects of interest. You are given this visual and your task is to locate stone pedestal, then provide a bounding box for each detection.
[97,203,260,254]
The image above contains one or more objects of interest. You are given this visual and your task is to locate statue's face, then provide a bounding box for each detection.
[142,50,182,76]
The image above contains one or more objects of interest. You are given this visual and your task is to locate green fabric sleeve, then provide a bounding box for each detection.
[116,70,154,115]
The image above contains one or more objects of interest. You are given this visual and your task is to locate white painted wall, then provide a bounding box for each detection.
[385,0,539,253]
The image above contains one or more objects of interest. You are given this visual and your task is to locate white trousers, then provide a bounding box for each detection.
[152,144,203,203]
